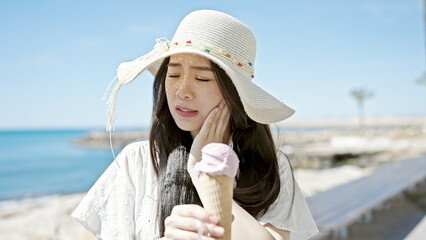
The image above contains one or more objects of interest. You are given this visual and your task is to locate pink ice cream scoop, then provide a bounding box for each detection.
[194,143,239,178]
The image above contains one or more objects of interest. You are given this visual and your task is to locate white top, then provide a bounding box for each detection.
[71,140,319,240]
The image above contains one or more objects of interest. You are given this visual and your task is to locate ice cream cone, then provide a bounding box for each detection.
[198,174,233,240]
[193,143,240,240]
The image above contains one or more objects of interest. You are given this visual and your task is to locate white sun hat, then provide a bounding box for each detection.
[103,9,295,132]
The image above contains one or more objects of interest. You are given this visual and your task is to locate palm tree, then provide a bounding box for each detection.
[350,87,374,127]
[419,1,426,86]
[417,72,426,86]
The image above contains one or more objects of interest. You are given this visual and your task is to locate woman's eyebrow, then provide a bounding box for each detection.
[168,62,212,71]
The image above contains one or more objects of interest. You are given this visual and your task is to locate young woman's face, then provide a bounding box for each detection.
[165,53,224,137]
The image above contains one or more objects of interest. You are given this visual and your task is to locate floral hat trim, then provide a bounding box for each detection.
[153,37,254,78]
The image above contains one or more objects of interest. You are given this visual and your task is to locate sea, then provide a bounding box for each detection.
[0,129,116,204]
[0,126,334,206]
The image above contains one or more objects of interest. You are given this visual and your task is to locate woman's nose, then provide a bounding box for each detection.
[175,77,194,100]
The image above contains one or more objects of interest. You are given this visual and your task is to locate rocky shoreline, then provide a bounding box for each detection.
[72,119,426,169]
[3,117,426,239]
[71,130,150,149]
[279,124,426,168]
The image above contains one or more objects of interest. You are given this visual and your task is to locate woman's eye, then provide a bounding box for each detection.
[167,75,209,82]
[196,78,209,82]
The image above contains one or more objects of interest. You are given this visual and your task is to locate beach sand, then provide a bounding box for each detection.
[0,165,375,239]
[2,117,425,239]
[1,160,425,239]
[0,193,96,240]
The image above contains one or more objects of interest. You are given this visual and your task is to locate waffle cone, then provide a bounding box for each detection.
[198,174,233,240]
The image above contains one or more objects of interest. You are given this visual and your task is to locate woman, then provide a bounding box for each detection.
[72,9,319,240]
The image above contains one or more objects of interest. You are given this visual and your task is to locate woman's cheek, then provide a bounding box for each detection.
[165,82,174,99]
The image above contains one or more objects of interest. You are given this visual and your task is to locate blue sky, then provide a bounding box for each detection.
[0,0,425,129]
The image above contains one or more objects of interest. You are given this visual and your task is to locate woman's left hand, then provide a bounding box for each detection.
[187,99,231,187]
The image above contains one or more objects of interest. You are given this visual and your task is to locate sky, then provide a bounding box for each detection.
[0,0,425,130]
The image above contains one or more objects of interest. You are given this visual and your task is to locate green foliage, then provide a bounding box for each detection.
[416,72,426,86]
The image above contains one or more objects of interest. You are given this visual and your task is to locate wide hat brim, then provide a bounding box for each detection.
[113,47,295,125]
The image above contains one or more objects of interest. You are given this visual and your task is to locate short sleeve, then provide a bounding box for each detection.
[71,142,144,240]
[258,151,319,240]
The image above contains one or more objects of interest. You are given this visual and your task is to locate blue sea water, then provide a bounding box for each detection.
[0,126,332,202]
[0,130,114,201]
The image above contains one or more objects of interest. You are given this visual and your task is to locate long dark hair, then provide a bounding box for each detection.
[149,56,295,237]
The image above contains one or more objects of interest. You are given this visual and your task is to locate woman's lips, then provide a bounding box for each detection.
[176,106,199,117]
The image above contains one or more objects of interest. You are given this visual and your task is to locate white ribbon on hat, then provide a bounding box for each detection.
[103,38,171,133]
[102,38,171,168]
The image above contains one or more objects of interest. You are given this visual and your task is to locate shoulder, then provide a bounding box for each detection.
[276,150,294,186]
[70,139,152,239]
[114,139,151,165]
[114,138,151,177]
[257,149,319,240]
[276,149,291,168]
[274,150,296,209]
[120,138,150,156]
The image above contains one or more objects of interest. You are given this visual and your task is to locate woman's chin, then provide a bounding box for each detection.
[175,122,201,134]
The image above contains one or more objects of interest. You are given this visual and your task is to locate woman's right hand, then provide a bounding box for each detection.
[163,204,224,240]
[187,99,231,191]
